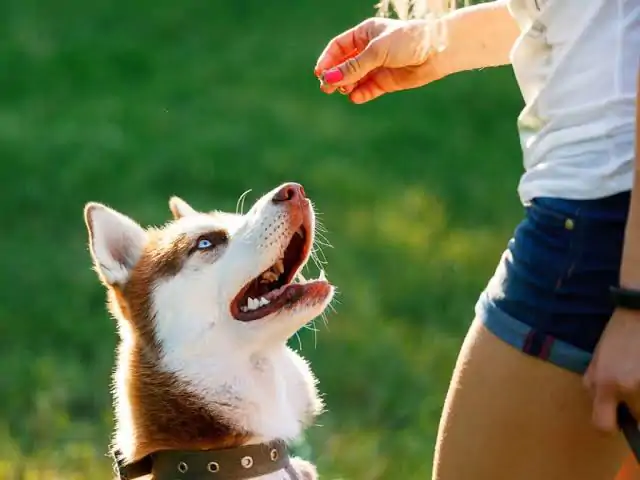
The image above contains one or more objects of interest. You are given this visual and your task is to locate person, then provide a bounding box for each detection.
[315,1,640,479]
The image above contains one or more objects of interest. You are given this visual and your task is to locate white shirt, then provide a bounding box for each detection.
[507,0,639,203]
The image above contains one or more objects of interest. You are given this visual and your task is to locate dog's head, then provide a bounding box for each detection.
[84,182,334,355]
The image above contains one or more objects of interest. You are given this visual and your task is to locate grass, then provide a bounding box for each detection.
[0,0,525,478]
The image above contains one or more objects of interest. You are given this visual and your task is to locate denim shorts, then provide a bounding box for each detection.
[476,191,631,374]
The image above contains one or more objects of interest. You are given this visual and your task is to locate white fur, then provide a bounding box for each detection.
[152,185,329,446]
[87,185,333,480]
[113,330,138,461]
[85,203,146,286]
[169,195,198,219]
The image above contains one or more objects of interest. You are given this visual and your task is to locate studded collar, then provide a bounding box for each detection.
[112,439,299,479]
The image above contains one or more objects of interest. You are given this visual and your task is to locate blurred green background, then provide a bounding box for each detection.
[0,0,525,478]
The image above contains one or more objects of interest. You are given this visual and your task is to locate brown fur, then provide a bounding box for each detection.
[106,228,246,463]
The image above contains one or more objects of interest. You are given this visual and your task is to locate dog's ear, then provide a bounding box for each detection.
[169,196,198,220]
[84,203,146,286]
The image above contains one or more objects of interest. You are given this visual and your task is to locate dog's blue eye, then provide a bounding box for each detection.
[197,238,213,250]
[190,230,228,255]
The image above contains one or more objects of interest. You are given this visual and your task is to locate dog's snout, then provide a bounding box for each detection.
[272,183,306,204]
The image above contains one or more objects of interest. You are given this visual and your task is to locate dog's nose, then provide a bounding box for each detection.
[272,183,306,203]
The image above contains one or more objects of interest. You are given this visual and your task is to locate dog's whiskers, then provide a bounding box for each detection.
[236,189,252,215]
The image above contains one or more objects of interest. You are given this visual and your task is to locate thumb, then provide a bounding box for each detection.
[320,44,381,87]
[592,386,619,433]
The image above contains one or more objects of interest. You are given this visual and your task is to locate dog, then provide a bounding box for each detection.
[84,182,335,480]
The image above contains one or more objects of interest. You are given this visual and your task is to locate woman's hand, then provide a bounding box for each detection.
[314,3,520,104]
[586,68,640,434]
[584,308,640,432]
[314,18,450,104]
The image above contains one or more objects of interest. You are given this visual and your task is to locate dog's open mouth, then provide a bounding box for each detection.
[230,224,330,322]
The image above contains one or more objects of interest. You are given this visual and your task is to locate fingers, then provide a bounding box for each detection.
[348,66,433,104]
[619,381,640,425]
[319,45,382,88]
[592,384,620,433]
[348,72,390,104]
[337,85,355,96]
[593,395,618,433]
[584,367,618,433]
[314,21,374,75]
[319,70,391,104]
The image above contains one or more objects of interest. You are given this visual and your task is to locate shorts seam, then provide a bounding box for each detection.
[476,292,592,374]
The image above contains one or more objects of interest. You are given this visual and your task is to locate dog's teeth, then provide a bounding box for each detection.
[318,269,326,281]
[258,297,269,306]
[240,306,248,312]
[247,297,259,310]
[261,271,278,283]
[295,228,304,238]
[274,259,284,274]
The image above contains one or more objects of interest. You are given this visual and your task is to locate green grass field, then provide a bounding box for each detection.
[1,0,525,478]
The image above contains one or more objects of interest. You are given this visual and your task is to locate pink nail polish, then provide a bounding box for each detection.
[323,68,344,84]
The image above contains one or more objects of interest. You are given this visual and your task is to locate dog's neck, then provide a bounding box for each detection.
[113,335,320,466]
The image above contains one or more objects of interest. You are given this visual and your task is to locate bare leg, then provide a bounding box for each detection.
[433,320,631,480]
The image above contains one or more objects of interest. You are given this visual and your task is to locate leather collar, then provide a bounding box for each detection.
[112,439,298,479]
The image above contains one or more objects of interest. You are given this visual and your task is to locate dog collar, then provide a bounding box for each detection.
[112,439,299,479]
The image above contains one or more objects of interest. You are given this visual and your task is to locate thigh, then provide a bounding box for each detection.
[432,320,630,480]
[616,457,640,480]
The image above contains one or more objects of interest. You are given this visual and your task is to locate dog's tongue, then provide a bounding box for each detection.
[264,272,328,302]
[264,283,306,302]
[264,284,288,301]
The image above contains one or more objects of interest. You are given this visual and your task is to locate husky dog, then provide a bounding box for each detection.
[84,183,334,479]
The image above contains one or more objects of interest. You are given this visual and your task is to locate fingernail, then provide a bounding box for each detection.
[323,68,343,84]
[319,82,334,94]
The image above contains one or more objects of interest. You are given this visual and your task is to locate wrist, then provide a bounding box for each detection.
[610,307,640,326]
[619,230,640,289]
[610,285,640,312]
[415,15,468,79]
[619,278,640,291]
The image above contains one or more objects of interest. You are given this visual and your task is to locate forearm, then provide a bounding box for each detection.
[440,0,520,74]
[620,69,640,289]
